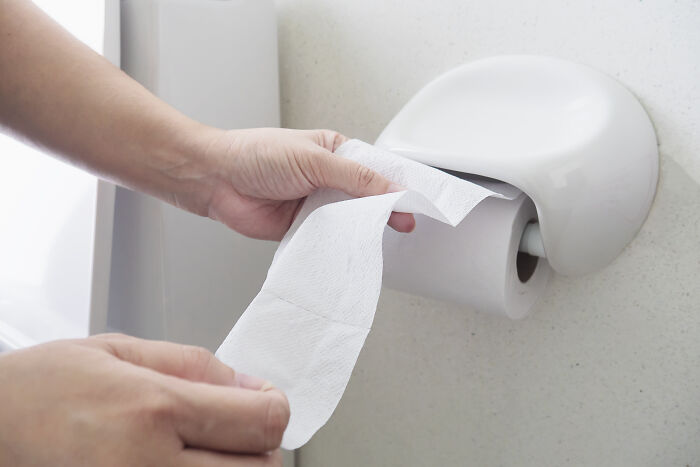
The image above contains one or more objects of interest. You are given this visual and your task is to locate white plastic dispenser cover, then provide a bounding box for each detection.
[376,55,659,276]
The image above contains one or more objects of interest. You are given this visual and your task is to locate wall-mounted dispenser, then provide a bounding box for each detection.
[379,55,658,315]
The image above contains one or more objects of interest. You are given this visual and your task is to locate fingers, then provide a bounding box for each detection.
[388,211,416,233]
[92,333,266,389]
[297,128,417,233]
[303,129,386,197]
[178,448,282,467]
[92,334,290,454]
[306,129,348,152]
[309,150,417,233]
[312,152,392,198]
[168,380,290,454]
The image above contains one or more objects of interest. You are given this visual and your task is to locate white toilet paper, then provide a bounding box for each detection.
[383,192,551,318]
[216,140,536,449]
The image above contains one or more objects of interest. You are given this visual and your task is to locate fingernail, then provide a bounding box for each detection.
[387,183,407,193]
[235,372,270,390]
[260,381,275,392]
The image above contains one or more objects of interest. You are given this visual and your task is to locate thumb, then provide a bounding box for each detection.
[311,151,416,233]
[313,151,397,198]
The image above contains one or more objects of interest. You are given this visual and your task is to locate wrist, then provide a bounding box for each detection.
[153,122,228,217]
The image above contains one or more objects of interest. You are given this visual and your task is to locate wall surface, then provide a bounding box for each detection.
[273,1,700,466]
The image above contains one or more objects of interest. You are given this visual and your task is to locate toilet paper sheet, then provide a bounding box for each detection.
[216,140,502,449]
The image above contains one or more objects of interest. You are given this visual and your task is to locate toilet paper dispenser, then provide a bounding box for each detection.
[376,55,659,276]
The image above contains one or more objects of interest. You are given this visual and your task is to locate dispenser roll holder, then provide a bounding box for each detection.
[376,55,658,276]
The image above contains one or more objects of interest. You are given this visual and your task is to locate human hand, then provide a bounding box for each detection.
[1,3,412,242]
[0,334,289,467]
[196,128,416,240]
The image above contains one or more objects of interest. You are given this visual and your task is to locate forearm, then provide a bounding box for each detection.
[0,0,221,212]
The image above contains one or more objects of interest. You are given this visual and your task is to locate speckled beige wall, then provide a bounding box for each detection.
[273,1,700,465]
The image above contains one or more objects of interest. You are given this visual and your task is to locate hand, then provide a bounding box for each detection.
[0,334,289,467]
[198,128,416,240]
[1,4,413,242]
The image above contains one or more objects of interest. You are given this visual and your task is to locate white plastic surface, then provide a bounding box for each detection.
[376,55,659,276]
[519,223,545,258]
[107,0,280,348]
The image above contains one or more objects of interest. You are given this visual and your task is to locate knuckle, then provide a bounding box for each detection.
[150,389,176,420]
[264,449,284,467]
[314,129,333,149]
[136,384,177,427]
[262,393,290,450]
[312,129,345,152]
[322,130,342,150]
[181,345,215,380]
[92,332,130,341]
[354,164,377,190]
[91,333,142,364]
[330,132,346,151]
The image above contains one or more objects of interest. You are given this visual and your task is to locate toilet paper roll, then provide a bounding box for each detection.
[383,193,551,319]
